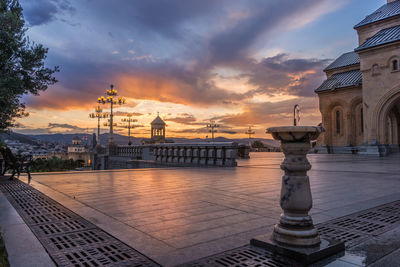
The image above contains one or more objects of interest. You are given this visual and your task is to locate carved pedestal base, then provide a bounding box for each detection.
[251,126,344,264]
[251,234,344,264]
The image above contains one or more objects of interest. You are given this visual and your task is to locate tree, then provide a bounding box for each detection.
[0,0,58,131]
[252,140,265,148]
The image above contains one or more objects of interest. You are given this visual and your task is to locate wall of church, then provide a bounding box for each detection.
[356,18,400,45]
[325,65,360,78]
[358,43,400,144]
[318,87,363,146]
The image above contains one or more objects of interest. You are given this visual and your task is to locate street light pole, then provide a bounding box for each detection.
[89,106,108,144]
[98,84,126,145]
[121,114,137,146]
[207,120,219,142]
[245,126,255,147]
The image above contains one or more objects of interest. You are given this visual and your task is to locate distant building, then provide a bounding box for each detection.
[67,136,91,166]
[316,0,400,155]
[67,136,85,152]
[150,115,166,143]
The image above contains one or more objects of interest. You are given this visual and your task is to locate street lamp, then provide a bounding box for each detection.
[98,84,126,144]
[103,120,117,133]
[121,114,137,146]
[89,106,108,145]
[207,120,219,142]
[245,126,255,147]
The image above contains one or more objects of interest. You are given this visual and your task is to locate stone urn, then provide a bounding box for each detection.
[267,126,324,247]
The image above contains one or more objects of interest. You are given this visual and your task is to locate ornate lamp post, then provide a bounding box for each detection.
[121,114,137,146]
[89,106,108,145]
[207,120,219,142]
[98,84,126,145]
[245,126,255,147]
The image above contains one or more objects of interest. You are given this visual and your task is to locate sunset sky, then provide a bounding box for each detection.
[14,0,385,139]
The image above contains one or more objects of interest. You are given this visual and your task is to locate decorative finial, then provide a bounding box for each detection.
[294,104,300,126]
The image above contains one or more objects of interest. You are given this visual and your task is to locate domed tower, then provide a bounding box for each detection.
[151,114,166,143]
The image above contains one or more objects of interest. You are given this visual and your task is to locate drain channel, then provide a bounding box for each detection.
[184,200,400,266]
[0,178,160,267]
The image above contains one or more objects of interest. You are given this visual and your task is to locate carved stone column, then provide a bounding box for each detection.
[251,126,344,264]
[274,140,319,246]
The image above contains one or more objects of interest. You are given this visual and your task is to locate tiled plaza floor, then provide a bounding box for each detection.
[19,153,400,266]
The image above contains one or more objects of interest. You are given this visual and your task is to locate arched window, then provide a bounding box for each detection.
[336,110,341,134]
[392,60,399,71]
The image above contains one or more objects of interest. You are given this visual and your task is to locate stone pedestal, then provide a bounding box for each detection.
[251,126,344,264]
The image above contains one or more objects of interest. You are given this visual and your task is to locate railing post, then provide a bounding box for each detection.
[199,146,207,165]
[192,148,199,164]
[207,146,216,165]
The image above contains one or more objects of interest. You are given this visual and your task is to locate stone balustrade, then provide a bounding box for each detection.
[115,145,144,158]
[99,142,238,169]
[151,142,238,167]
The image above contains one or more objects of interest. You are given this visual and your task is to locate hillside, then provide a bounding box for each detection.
[0,132,39,145]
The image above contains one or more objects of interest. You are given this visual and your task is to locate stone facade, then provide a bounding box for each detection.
[316,0,400,155]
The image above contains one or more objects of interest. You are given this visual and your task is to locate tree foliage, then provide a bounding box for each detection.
[32,157,83,172]
[252,140,265,148]
[0,0,58,131]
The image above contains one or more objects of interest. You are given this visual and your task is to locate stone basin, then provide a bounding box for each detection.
[267,126,325,142]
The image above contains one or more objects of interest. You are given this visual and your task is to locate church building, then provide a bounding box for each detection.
[316,0,400,156]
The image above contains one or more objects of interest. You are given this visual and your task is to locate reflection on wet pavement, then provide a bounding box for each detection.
[23,152,400,265]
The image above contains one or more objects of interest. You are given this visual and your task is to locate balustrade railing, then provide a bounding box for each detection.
[151,142,238,166]
[115,145,143,158]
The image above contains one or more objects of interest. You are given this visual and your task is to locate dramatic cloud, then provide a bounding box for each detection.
[218,97,320,127]
[22,0,337,111]
[48,123,86,132]
[21,0,75,26]
[16,0,357,136]
[243,54,330,97]
[165,114,199,125]
[113,111,143,117]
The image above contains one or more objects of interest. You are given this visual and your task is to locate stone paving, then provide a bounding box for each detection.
[13,153,400,266]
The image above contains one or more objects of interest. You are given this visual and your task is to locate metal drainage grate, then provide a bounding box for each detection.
[44,229,110,251]
[22,211,75,225]
[0,178,159,267]
[316,225,369,248]
[31,219,96,237]
[181,245,298,267]
[321,200,400,244]
[186,200,400,266]
[54,242,154,267]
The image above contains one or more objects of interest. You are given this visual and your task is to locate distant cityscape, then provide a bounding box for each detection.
[1,131,279,167]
